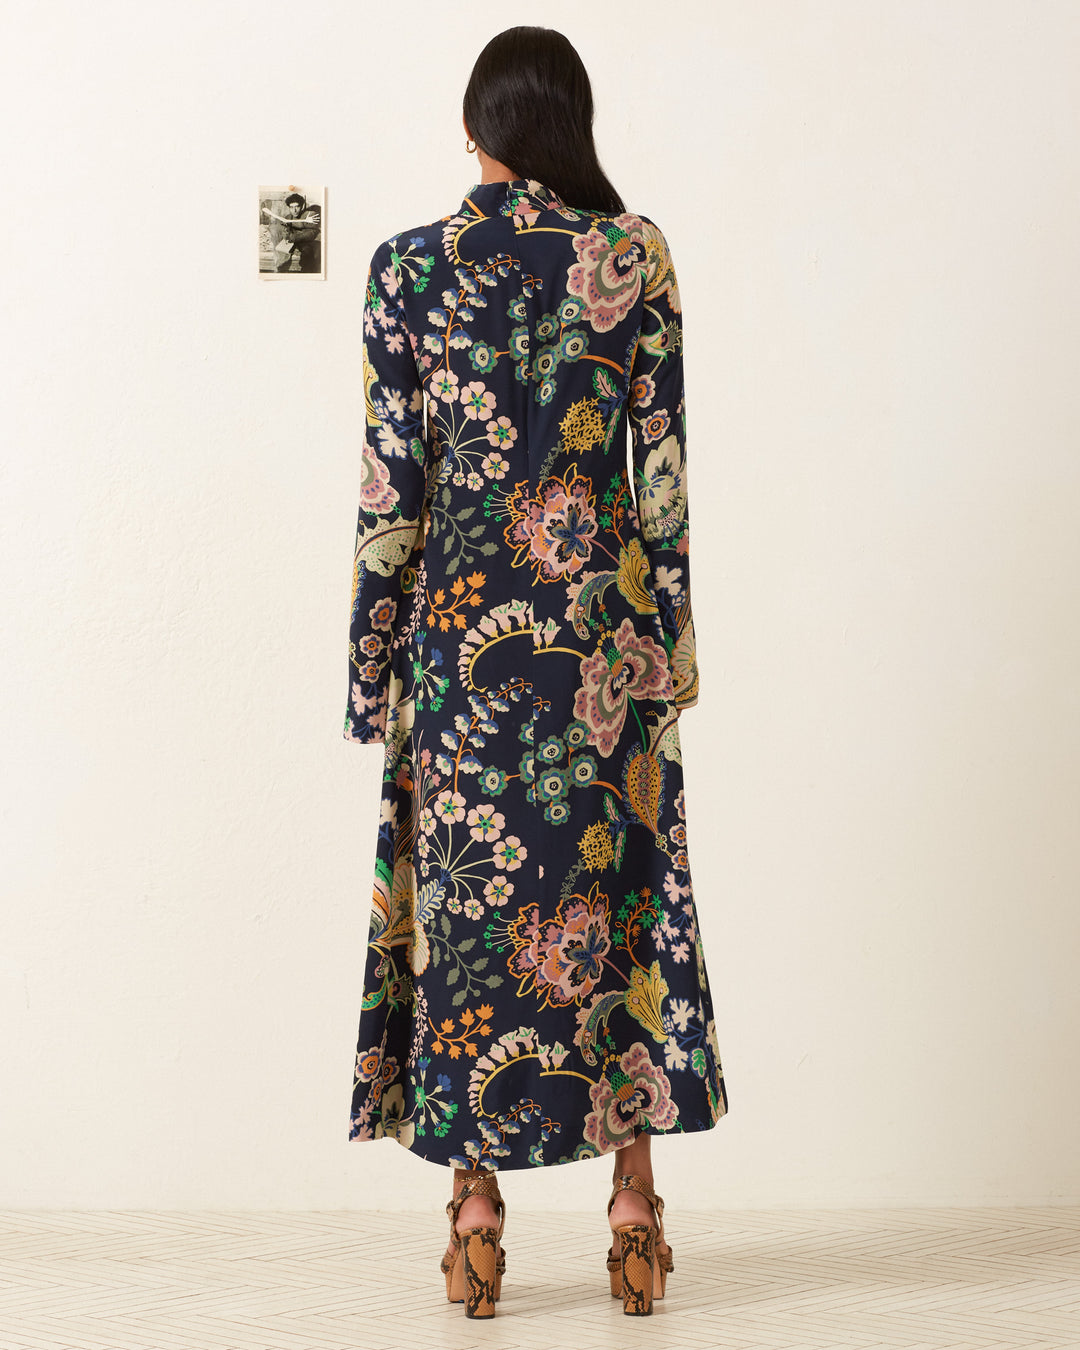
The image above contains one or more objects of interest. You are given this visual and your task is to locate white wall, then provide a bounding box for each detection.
[3,0,1079,1212]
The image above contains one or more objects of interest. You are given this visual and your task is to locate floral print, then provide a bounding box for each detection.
[504,469,599,580]
[584,1042,679,1150]
[344,178,726,1169]
[574,617,674,757]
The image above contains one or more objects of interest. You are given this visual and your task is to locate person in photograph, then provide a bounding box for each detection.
[262,194,321,272]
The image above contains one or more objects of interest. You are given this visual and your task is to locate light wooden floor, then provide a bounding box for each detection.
[1,1207,1078,1349]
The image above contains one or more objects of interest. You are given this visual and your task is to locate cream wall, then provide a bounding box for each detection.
[3,0,1078,1212]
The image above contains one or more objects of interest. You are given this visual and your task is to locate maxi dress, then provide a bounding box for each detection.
[343,177,729,1170]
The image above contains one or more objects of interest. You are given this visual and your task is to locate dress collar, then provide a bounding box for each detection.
[458,178,570,220]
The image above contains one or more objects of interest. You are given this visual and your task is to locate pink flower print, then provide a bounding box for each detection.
[507,885,610,1008]
[482,450,509,478]
[351,685,376,715]
[566,215,650,333]
[536,894,611,1006]
[377,260,400,299]
[434,789,466,824]
[485,418,516,450]
[663,871,690,905]
[493,835,527,870]
[460,380,497,420]
[428,369,460,404]
[484,876,514,907]
[467,803,504,843]
[503,471,598,582]
[573,617,674,757]
[583,1042,678,1151]
[509,200,542,229]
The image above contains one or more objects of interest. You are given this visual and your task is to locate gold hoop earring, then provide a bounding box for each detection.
[465,138,476,154]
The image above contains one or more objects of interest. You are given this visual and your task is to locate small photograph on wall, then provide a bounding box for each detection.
[259,185,324,277]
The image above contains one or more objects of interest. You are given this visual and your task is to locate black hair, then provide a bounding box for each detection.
[462,26,624,215]
[284,192,305,209]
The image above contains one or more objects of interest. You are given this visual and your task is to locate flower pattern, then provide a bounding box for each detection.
[583,1042,679,1150]
[574,617,674,757]
[344,179,727,1169]
[503,468,599,581]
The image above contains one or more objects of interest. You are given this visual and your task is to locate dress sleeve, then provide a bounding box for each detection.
[344,238,428,744]
[628,217,700,711]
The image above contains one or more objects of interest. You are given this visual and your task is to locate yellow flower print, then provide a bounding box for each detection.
[578,821,614,872]
[616,537,660,614]
[625,960,670,1044]
[560,397,605,455]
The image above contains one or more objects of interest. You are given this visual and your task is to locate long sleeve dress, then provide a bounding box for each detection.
[344,177,728,1171]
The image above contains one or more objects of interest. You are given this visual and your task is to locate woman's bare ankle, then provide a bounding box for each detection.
[607,1133,667,1254]
[610,1131,654,1185]
[449,1168,499,1235]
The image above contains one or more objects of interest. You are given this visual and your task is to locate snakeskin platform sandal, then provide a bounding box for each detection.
[606,1173,674,1316]
[440,1169,507,1319]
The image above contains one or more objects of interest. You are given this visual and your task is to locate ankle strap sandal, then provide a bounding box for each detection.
[440,1170,507,1319]
[606,1173,675,1316]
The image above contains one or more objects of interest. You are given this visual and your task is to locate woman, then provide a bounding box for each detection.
[344,25,729,1319]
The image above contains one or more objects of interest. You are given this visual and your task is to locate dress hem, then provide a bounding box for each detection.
[346,1106,728,1173]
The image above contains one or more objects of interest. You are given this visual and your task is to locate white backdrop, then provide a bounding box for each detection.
[3,0,1079,1213]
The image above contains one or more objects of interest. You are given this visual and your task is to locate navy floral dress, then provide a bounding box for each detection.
[344,178,728,1170]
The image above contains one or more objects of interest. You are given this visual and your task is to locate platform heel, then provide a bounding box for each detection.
[616,1224,656,1314]
[439,1169,507,1319]
[605,1173,675,1315]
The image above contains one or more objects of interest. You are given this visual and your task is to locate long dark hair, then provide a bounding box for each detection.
[462,27,625,215]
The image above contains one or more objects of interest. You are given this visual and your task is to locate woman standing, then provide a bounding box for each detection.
[344,25,729,1318]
